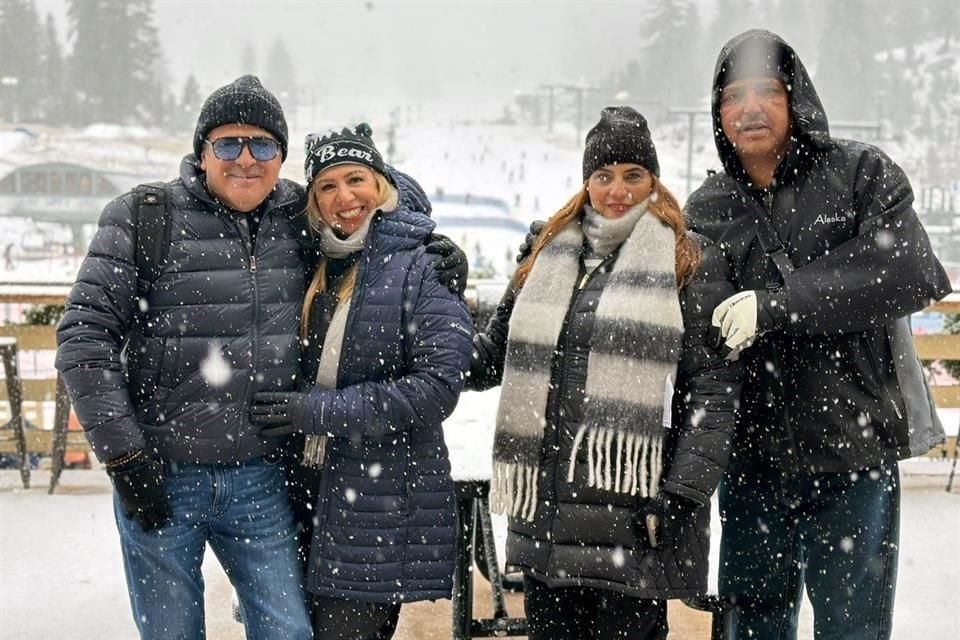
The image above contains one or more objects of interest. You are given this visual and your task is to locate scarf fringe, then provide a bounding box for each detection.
[490,461,540,522]
[568,425,662,499]
[302,434,329,468]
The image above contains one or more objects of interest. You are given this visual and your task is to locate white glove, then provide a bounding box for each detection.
[711,290,758,360]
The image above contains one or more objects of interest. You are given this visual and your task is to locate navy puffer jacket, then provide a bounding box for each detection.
[295,188,473,603]
[56,156,307,464]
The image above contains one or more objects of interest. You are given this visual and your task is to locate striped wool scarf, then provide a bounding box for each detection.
[491,206,683,522]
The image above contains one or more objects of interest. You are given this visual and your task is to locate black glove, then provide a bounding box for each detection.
[633,492,693,549]
[425,233,468,295]
[469,333,502,386]
[516,220,545,263]
[472,333,497,366]
[250,391,309,437]
[106,452,172,532]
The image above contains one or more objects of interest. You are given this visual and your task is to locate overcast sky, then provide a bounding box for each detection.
[37,0,724,118]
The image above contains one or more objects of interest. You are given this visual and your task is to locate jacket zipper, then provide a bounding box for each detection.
[548,254,614,501]
[233,215,260,446]
[760,189,801,470]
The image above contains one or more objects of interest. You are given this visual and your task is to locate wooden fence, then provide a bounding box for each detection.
[2,293,959,460]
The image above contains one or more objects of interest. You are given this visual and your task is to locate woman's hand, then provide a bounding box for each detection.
[250,391,309,437]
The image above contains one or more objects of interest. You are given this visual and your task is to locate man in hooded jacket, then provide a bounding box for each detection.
[685,30,953,640]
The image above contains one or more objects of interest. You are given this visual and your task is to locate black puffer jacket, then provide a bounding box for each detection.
[56,156,307,464]
[685,29,952,473]
[469,230,743,599]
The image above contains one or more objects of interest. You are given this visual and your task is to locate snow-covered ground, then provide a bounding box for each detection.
[1,402,959,640]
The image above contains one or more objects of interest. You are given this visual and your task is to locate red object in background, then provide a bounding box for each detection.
[64,410,91,469]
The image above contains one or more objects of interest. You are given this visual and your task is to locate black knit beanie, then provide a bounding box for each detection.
[193,75,288,160]
[582,106,659,181]
[717,33,792,90]
[303,123,386,184]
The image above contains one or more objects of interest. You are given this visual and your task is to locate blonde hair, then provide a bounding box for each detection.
[513,175,701,290]
[300,168,395,338]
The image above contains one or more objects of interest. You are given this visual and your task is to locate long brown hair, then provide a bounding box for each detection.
[513,176,700,289]
[299,170,394,338]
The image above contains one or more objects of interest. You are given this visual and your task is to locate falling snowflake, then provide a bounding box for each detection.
[200,345,232,387]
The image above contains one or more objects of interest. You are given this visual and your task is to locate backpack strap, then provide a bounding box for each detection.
[132,183,172,299]
[124,183,172,400]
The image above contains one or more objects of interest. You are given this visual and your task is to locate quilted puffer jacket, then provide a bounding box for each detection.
[292,182,474,603]
[56,155,307,464]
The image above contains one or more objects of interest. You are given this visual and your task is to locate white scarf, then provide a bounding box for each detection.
[491,205,683,522]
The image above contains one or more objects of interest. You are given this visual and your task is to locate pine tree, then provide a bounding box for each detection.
[0,0,44,122]
[265,38,297,107]
[815,0,883,121]
[178,74,202,132]
[67,0,169,125]
[627,0,702,108]
[242,44,258,76]
[39,12,66,123]
[927,0,959,48]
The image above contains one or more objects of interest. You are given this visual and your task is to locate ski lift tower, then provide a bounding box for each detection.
[668,107,711,198]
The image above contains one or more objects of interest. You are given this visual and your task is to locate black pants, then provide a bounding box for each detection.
[523,575,668,640]
[311,596,401,640]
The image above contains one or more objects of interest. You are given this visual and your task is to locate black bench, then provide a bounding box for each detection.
[452,479,528,639]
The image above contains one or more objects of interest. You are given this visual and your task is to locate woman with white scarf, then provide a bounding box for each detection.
[249,124,473,640]
[469,106,744,639]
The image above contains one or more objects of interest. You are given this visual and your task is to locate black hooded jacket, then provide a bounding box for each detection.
[685,30,952,473]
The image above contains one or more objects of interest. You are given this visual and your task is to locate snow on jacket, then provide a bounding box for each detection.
[293,187,473,604]
[685,29,953,473]
[55,156,307,464]
[469,231,743,599]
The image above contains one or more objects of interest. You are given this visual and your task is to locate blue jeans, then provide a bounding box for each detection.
[719,458,900,640]
[113,456,312,640]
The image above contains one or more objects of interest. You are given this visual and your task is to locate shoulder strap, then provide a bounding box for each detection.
[732,187,796,280]
[132,183,172,300]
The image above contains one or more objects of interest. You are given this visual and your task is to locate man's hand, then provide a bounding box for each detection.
[711,290,759,360]
[426,233,468,295]
[106,452,172,532]
[516,220,545,264]
[250,391,308,437]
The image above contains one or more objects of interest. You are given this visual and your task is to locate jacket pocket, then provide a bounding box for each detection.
[862,335,904,422]
[143,337,180,424]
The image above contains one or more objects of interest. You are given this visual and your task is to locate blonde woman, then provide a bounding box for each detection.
[250,124,473,640]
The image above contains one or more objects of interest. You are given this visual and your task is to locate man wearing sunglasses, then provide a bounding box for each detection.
[56,75,466,640]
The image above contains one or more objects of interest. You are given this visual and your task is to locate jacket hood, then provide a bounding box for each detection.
[387,167,432,217]
[711,29,830,183]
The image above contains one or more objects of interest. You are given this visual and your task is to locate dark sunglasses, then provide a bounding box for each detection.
[204,136,280,162]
